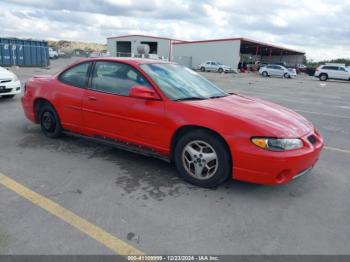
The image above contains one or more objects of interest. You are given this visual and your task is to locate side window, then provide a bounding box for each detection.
[211,62,216,65]
[339,67,346,71]
[59,62,91,88]
[324,66,337,70]
[206,62,211,65]
[267,66,273,69]
[91,61,151,96]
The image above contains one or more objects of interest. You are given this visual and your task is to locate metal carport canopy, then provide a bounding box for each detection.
[239,38,305,56]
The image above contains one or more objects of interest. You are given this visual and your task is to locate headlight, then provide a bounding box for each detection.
[12,75,19,82]
[251,137,303,151]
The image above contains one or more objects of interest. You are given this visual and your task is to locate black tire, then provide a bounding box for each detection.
[2,95,15,99]
[283,73,289,78]
[174,129,231,188]
[319,74,328,81]
[200,67,205,72]
[262,71,268,77]
[218,68,224,73]
[38,103,62,138]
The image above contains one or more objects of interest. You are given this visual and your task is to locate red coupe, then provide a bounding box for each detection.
[21,58,324,187]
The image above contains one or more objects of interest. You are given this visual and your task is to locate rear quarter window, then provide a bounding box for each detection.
[59,62,91,88]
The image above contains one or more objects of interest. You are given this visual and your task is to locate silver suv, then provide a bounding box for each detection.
[314,65,350,81]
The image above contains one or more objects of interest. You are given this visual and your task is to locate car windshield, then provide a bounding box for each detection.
[140,63,228,101]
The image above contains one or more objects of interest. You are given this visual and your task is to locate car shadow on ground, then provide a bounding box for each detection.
[0,97,17,103]
[314,79,350,85]
[18,124,315,202]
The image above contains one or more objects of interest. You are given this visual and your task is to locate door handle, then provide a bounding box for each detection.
[88,96,97,101]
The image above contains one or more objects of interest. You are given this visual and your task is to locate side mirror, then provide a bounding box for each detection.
[129,85,160,100]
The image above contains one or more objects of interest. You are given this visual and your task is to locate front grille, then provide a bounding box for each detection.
[0,79,11,84]
[307,135,317,145]
[0,88,12,94]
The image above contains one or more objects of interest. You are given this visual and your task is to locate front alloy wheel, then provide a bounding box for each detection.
[174,130,231,187]
[182,140,218,180]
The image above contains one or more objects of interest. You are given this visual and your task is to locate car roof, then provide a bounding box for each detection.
[73,57,171,66]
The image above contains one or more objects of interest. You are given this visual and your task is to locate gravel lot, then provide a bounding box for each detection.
[0,58,349,255]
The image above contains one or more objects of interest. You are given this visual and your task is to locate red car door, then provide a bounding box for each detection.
[82,61,168,153]
[55,62,92,133]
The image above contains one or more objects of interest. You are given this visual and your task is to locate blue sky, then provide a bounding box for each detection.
[1,0,350,61]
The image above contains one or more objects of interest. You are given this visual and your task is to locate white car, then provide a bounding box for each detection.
[259,64,296,78]
[199,61,233,73]
[0,67,21,99]
[314,64,350,81]
[49,48,58,59]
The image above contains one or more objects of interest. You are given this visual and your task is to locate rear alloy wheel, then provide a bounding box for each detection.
[319,74,328,81]
[262,71,268,77]
[218,68,224,73]
[200,67,205,72]
[174,130,231,187]
[39,104,62,138]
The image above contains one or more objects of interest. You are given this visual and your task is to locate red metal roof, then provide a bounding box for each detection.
[173,37,241,45]
[107,34,183,42]
[240,38,304,54]
[107,34,304,54]
[174,37,304,54]
[72,57,169,65]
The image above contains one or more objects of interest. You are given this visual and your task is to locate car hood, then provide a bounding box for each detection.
[0,68,15,80]
[186,94,313,137]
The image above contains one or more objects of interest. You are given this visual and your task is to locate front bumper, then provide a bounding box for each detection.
[0,80,21,96]
[230,130,324,185]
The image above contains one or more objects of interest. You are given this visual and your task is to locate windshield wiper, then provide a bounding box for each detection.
[174,97,206,101]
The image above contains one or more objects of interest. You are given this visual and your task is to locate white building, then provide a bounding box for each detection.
[107,35,175,59]
[107,34,305,69]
